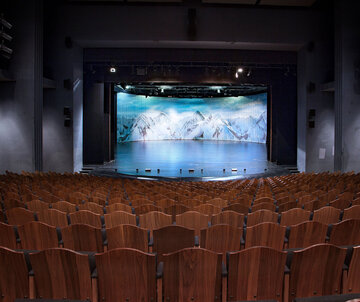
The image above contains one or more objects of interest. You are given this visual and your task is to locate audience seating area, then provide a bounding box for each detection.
[0,171,360,302]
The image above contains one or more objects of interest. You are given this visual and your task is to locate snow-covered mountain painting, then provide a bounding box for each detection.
[117,92,267,143]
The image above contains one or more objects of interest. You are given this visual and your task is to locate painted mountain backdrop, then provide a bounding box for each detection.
[117,92,267,143]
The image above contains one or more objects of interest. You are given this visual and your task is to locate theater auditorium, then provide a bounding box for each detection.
[1,0,360,301]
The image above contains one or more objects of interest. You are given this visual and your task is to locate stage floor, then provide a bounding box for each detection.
[90,140,290,180]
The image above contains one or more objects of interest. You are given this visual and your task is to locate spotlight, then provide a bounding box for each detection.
[110,67,116,73]
[217,89,221,94]
[161,88,164,93]
[125,85,131,89]
[247,69,252,77]
[237,68,243,73]
[235,73,239,78]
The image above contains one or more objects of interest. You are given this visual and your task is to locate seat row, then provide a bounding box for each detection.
[1,243,360,302]
[1,204,360,230]
[2,219,360,254]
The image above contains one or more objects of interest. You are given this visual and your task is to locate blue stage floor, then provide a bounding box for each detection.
[92,140,289,180]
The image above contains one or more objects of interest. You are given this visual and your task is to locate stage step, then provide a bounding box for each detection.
[279,165,300,174]
[80,166,96,174]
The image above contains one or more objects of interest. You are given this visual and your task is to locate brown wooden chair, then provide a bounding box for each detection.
[30,248,92,300]
[164,204,190,222]
[161,248,223,302]
[223,203,249,215]
[200,224,242,255]
[193,204,222,216]
[130,198,153,207]
[329,219,360,246]
[253,196,274,204]
[343,205,360,220]
[78,202,104,215]
[18,221,59,250]
[303,199,328,211]
[278,200,300,213]
[345,246,360,294]
[211,211,244,228]
[139,211,172,231]
[134,204,162,215]
[207,198,228,208]
[312,206,341,225]
[245,222,286,251]
[246,209,279,227]
[280,208,311,226]
[51,201,77,213]
[104,211,137,228]
[26,200,50,212]
[0,247,30,302]
[6,207,35,225]
[37,209,68,228]
[105,202,132,214]
[329,199,352,210]
[288,244,346,300]
[251,202,277,213]
[3,198,25,210]
[106,224,148,252]
[227,246,286,301]
[0,222,17,249]
[62,223,104,252]
[95,248,157,302]
[152,225,195,261]
[69,210,102,228]
[175,211,210,237]
[288,221,328,249]
[156,198,176,209]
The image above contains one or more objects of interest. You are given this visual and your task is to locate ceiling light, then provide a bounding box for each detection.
[238,68,243,73]
[110,67,116,73]
[235,73,239,78]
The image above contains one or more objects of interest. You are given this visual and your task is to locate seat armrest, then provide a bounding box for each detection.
[194,236,199,247]
[222,262,227,277]
[91,268,98,279]
[157,262,164,279]
[149,237,154,247]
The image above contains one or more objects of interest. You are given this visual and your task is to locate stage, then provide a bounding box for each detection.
[89,140,292,180]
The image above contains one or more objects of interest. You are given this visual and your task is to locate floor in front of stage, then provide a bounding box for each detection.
[89,140,293,180]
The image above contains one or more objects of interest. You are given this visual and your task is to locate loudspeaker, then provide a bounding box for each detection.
[309,121,315,128]
[187,8,196,41]
[65,36,73,49]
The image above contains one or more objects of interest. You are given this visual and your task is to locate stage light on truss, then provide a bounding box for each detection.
[235,72,239,78]
[217,89,221,94]
[161,88,164,93]
[125,85,131,90]
[110,67,116,73]
[238,67,244,73]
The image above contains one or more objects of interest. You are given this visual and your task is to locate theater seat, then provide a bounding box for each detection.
[69,210,102,228]
[104,211,137,228]
[51,200,77,213]
[37,208,69,227]
[287,221,328,249]
[152,225,195,260]
[0,223,17,249]
[105,203,132,214]
[175,211,210,237]
[200,224,242,256]
[245,222,286,251]
[280,208,311,226]
[78,202,104,215]
[329,219,360,246]
[246,210,279,227]
[95,248,157,302]
[29,248,92,300]
[18,221,59,250]
[211,210,244,228]
[6,207,35,225]
[289,244,346,301]
[312,206,341,225]
[345,246,360,294]
[163,204,190,222]
[342,205,360,220]
[106,224,148,252]
[62,223,104,252]
[227,246,286,301]
[161,248,223,302]
[0,247,30,302]
[139,211,172,231]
